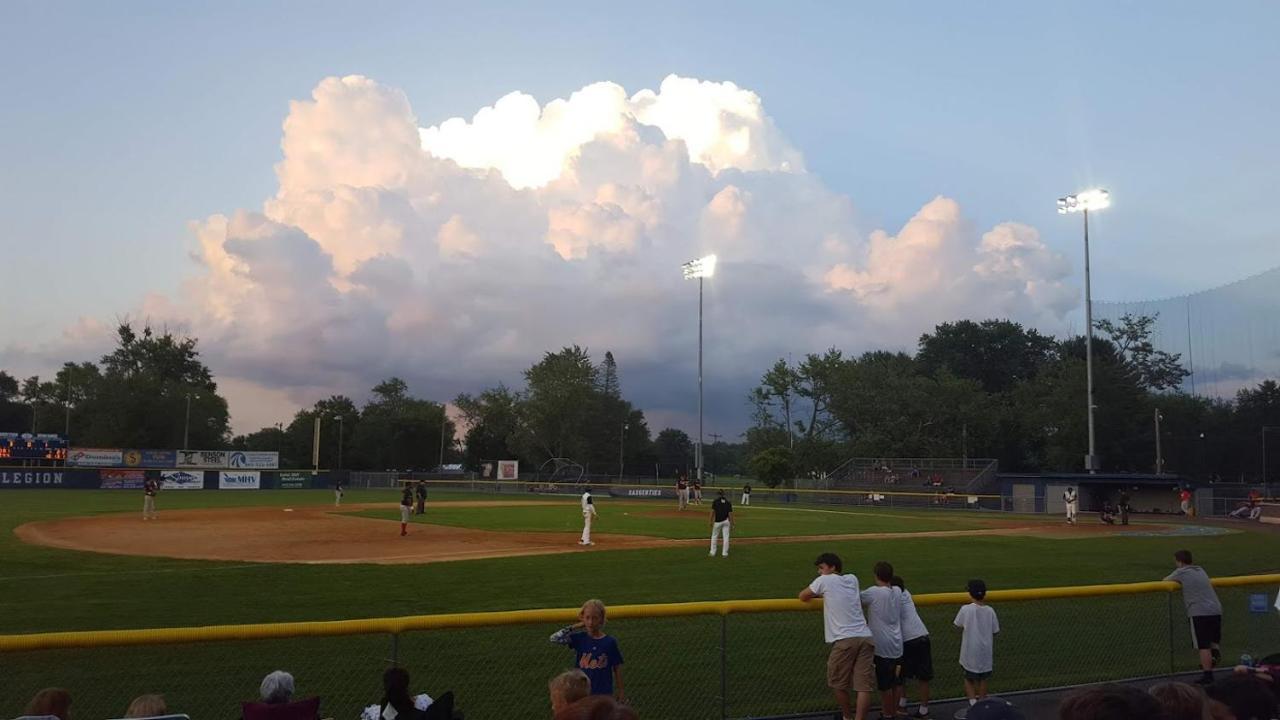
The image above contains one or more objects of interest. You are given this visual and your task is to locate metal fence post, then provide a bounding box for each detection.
[720,613,728,720]
[1166,591,1175,677]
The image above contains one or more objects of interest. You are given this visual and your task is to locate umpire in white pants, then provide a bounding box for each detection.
[709,489,733,557]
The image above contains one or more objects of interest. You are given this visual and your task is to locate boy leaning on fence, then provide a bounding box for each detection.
[1164,549,1223,685]
[799,552,876,720]
[549,599,627,704]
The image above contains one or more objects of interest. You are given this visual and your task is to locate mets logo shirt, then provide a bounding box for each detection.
[567,632,624,695]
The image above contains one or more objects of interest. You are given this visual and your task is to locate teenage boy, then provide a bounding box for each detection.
[800,552,876,720]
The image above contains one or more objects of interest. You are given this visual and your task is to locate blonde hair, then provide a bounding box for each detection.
[1148,682,1210,720]
[580,598,606,620]
[125,694,167,718]
[549,669,591,710]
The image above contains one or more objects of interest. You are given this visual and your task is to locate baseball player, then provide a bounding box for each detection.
[709,489,733,557]
[1179,487,1194,517]
[414,480,428,515]
[142,476,159,520]
[579,486,598,546]
[1063,486,1078,524]
[692,478,703,505]
[676,475,689,511]
[741,483,751,506]
[334,476,345,506]
[399,484,413,536]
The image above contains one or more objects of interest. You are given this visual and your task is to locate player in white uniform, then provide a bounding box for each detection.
[579,487,598,546]
[1063,487,1078,524]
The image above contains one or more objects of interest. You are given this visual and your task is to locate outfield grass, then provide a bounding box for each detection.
[1,489,1277,719]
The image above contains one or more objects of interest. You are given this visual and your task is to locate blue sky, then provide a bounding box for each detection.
[2,2,1278,432]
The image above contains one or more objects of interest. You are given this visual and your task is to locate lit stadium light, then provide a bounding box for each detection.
[681,254,717,279]
[1057,188,1111,214]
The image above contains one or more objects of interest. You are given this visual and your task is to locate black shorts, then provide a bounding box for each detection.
[1191,615,1222,649]
[873,655,903,690]
[901,635,934,681]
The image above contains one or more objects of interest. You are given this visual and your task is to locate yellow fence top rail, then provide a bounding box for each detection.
[2,574,1276,653]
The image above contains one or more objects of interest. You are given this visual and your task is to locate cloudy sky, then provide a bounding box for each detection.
[2,2,1278,437]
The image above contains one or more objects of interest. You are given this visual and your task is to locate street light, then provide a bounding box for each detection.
[681,253,717,482]
[332,415,345,470]
[1058,188,1110,473]
[1154,409,1165,475]
[183,393,200,449]
[618,421,629,480]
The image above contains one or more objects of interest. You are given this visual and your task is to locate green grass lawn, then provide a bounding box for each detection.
[1,489,1278,719]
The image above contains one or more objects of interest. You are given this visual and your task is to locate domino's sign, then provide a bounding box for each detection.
[219,471,261,490]
[228,451,279,469]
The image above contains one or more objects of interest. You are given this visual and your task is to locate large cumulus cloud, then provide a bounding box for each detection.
[48,74,1082,432]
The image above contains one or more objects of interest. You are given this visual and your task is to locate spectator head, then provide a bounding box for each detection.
[1059,684,1164,720]
[23,687,71,719]
[579,599,607,632]
[891,575,907,590]
[259,670,295,704]
[124,694,167,718]
[554,695,638,720]
[873,561,894,583]
[967,579,988,601]
[1208,674,1279,720]
[382,666,416,713]
[968,698,1026,720]
[1148,682,1210,720]
[1175,549,1194,566]
[814,552,843,574]
[718,489,725,497]
[549,669,591,714]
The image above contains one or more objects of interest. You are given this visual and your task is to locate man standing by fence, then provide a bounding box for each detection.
[799,552,876,720]
[579,486,598,546]
[1164,549,1223,685]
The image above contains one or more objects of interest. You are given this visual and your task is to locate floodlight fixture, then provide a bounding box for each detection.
[1057,188,1110,214]
[681,254,717,279]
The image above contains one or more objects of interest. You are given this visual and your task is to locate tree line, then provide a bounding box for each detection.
[744,315,1280,484]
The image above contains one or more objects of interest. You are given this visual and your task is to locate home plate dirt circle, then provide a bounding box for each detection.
[12,501,1185,565]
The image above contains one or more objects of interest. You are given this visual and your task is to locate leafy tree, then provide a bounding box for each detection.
[355,378,454,471]
[748,446,795,488]
[0,371,26,430]
[654,428,694,473]
[598,351,621,398]
[1094,313,1189,391]
[456,385,525,469]
[917,319,1057,393]
[281,396,360,469]
[520,346,598,460]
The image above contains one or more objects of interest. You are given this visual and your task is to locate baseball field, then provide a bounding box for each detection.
[2,487,1277,719]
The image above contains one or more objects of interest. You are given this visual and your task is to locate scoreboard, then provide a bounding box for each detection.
[0,433,68,461]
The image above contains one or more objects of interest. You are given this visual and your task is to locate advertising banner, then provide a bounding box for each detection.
[101,469,146,490]
[122,449,178,468]
[68,448,123,467]
[609,487,672,499]
[278,471,309,489]
[161,469,204,490]
[497,460,519,480]
[228,451,279,469]
[176,450,228,469]
[219,471,260,490]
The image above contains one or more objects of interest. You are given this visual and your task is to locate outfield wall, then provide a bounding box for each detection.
[0,468,332,490]
[5,575,1277,719]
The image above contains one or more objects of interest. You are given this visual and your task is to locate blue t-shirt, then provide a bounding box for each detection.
[567,632,624,695]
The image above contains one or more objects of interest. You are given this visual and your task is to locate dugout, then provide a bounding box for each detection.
[1000,472,1193,515]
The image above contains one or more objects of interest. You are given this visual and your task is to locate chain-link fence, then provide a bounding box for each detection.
[5,577,1276,719]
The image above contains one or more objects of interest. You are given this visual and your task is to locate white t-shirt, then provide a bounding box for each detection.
[954,602,999,673]
[899,589,929,642]
[360,693,433,720]
[808,573,873,644]
[581,491,596,516]
[860,585,904,659]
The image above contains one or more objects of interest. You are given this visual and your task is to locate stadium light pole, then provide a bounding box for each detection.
[183,392,199,450]
[619,421,629,480]
[1058,189,1110,474]
[63,377,72,441]
[681,254,717,483]
[333,415,344,470]
[1154,409,1165,475]
[438,406,447,472]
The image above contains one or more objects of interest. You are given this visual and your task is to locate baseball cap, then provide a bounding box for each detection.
[967,698,1025,720]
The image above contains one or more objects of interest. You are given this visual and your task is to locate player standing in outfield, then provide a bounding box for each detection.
[334,476,345,506]
[860,561,905,716]
[799,552,875,720]
[892,575,933,719]
[1164,549,1223,685]
[414,480,427,515]
[579,486,598,546]
[399,484,413,536]
[676,475,689,511]
[142,476,159,520]
[741,483,751,506]
[709,490,733,557]
[1063,486,1078,525]
[955,579,999,714]
[691,478,703,505]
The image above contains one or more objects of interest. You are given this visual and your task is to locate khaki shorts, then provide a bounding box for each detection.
[827,637,876,692]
